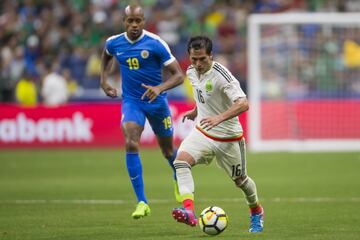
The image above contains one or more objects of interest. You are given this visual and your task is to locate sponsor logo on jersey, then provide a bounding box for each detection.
[141,50,149,59]
[205,80,213,95]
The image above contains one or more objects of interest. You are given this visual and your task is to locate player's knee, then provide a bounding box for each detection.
[125,139,140,152]
[161,148,174,160]
[175,151,195,166]
[234,175,248,187]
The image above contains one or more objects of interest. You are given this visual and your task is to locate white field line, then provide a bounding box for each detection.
[1,197,360,205]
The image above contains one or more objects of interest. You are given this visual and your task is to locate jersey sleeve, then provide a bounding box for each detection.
[223,79,246,102]
[104,36,115,56]
[155,38,176,66]
[215,64,246,101]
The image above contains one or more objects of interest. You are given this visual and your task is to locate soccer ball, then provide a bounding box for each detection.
[198,206,228,235]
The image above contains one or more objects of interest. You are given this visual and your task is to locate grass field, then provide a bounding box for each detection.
[0,149,360,240]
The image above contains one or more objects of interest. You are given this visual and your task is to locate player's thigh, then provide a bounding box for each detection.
[145,99,173,137]
[214,138,247,180]
[178,129,215,165]
[121,99,146,127]
[121,100,146,141]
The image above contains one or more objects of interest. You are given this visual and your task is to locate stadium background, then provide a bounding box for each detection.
[1,1,360,239]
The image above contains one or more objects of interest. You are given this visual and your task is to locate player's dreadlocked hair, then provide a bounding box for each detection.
[187,36,212,55]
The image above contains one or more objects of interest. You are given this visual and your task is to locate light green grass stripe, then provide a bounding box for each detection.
[1,197,360,205]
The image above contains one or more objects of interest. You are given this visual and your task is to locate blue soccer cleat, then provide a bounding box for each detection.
[172,207,198,227]
[249,207,264,233]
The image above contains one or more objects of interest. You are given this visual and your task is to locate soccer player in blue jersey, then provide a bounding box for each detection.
[100,5,184,219]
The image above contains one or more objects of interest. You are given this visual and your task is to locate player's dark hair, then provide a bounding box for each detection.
[187,36,212,55]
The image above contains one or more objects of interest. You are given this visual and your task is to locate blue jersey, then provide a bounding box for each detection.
[105,30,175,102]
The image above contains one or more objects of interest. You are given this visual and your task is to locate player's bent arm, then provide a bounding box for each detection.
[141,60,183,102]
[100,49,113,85]
[158,60,184,92]
[200,97,248,130]
[182,106,198,122]
[219,97,249,122]
[100,49,117,98]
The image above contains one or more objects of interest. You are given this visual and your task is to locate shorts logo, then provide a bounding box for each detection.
[141,50,149,59]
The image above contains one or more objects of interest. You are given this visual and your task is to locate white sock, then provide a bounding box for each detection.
[173,160,194,197]
[238,176,259,207]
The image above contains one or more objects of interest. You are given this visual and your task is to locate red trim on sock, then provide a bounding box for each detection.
[183,199,194,211]
[250,205,263,215]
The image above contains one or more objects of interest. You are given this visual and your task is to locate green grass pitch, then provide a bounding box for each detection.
[0,149,360,240]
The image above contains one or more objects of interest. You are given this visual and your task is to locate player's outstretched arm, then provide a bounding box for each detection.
[200,97,249,130]
[141,60,184,103]
[182,107,198,122]
[100,49,118,98]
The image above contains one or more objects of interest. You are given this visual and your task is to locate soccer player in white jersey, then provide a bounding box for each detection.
[171,36,264,233]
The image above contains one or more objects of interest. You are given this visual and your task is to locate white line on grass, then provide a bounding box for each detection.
[1,197,360,205]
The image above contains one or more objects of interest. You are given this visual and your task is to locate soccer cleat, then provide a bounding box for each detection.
[174,180,182,203]
[172,207,198,227]
[249,207,264,233]
[132,201,151,219]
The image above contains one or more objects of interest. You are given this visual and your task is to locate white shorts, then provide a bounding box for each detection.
[178,128,247,180]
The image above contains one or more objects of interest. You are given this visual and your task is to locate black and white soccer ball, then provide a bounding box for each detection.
[198,206,228,235]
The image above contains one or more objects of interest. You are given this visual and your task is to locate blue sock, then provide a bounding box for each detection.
[166,150,178,180]
[126,152,147,203]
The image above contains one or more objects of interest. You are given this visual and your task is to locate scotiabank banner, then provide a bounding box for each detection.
[0,102,199,148]
[0,102,249,148]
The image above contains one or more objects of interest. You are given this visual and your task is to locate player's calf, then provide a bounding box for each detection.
[173,180,182,203]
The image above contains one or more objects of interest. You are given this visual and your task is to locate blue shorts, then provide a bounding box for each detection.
[121,98,174,137]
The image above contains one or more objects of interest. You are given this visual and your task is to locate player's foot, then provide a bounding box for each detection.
[174,180,182,203]
[249,206,264,233]
[172,207,198,227]
[132,201,151,219]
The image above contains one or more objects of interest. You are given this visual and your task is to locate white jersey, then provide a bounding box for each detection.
[186,61,246,140]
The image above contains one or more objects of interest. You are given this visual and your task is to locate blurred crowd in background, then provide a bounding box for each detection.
[260,24,360,99]
[1,0,360,106]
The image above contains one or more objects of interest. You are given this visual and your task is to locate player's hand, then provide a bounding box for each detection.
[182,109,197,122]
[101,82,118,98]
[141,84,161,103]
[200,115,223,130]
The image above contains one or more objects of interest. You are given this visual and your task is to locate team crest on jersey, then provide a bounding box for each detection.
[205,80,213,95]
[141,50,149,59]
